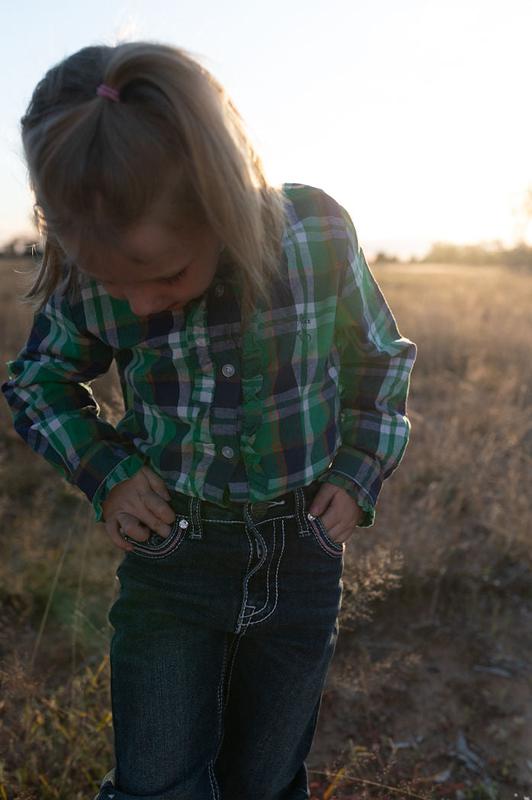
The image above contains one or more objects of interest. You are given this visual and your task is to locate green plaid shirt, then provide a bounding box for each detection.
[2,183,417,527]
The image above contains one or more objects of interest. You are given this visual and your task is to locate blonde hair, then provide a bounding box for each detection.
[20,41,288,327]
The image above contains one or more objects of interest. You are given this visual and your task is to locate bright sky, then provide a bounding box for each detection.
[1,0,531,259]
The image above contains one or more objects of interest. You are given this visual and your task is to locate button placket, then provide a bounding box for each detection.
[239,309,266,487]
[217,353,238,464]
[206,282,242,475]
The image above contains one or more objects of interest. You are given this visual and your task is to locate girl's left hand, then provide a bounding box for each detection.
[308,483,364,545]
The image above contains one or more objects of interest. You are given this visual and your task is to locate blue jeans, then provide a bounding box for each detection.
[98,481,344,800]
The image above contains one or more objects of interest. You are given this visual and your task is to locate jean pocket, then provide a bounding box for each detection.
[125,515,190,560]
[308,515,345,559]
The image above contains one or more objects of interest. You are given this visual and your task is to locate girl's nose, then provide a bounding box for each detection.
[125,289,167,317]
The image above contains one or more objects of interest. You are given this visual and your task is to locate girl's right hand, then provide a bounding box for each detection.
[101,466,176,552]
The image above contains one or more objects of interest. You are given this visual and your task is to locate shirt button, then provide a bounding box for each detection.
[221,446,235,459]
[221,363,236,378]
[214,283,225,297]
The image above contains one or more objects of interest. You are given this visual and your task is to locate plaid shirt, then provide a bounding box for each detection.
[1,183,417,527]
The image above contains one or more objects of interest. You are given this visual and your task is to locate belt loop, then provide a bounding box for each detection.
[294,486,311,537]
[189,496,203,539]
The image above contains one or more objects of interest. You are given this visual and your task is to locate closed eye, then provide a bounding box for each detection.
[160,265,189,285]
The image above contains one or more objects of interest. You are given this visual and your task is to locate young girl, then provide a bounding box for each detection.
[1,41,417,800]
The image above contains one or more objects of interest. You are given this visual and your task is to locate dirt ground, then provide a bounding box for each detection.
[307,573,532,799]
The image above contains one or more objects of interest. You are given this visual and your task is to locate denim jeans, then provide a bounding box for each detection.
[97,481,344,800]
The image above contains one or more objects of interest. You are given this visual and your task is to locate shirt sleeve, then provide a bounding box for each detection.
[317,206,418,528]
[1,283,147,522]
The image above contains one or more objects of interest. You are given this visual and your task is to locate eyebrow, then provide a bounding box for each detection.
[120,243,175,265]
[124,251,167,265]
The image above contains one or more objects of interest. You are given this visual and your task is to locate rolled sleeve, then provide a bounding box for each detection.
[325,208,417,524]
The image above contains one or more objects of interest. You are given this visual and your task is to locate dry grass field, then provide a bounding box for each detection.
[0,258,530,799]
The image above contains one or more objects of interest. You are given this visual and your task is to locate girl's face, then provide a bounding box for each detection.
[59,216,223,317]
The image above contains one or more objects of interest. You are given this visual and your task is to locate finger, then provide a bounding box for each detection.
[104,517,135,553]
[142,467,171,501]
[308,483,336,517]
[137,506,174,538]
[323,521,350,542]
[321,492,358,533]
[116,512,153,543]
[318,512,341,538]
[319,507,354,541]
[317,515,353,544]
[141,491,176,528]
[318,496,345,531]
[130,492,174,536]
[119,494,174,537]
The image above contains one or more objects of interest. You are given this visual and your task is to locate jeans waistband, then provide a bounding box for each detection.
[168,481,322,525]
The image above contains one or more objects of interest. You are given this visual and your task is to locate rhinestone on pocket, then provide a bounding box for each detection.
[129,517,189,560]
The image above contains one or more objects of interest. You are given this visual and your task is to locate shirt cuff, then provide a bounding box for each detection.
[91,453,148,523]
[316,470,376,528]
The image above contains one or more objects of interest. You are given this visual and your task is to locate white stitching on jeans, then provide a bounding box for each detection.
[208,760,220,800]
[242,505,269,583]
[211,633,242,771]
[128,518,185,559]
[190,496,203,539]
[241,523,273,621]
[245,518,285,626]
[209,632,245,782]
[201,513,296,526]
[209,635,231,788]
[235,525,254,634]
[222,632,244,714]
[295,486,311,536]
[309,516,344,558]
[216,636,230,746]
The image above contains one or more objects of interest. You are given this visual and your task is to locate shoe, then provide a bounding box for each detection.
[93,767,116,799]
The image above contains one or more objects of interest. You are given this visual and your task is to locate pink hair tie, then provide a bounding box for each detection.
[96,83,120,102]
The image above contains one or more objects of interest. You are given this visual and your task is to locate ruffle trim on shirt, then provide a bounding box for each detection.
[239,308,265,478]
[316,470,376,528]
[185,295,216,446]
